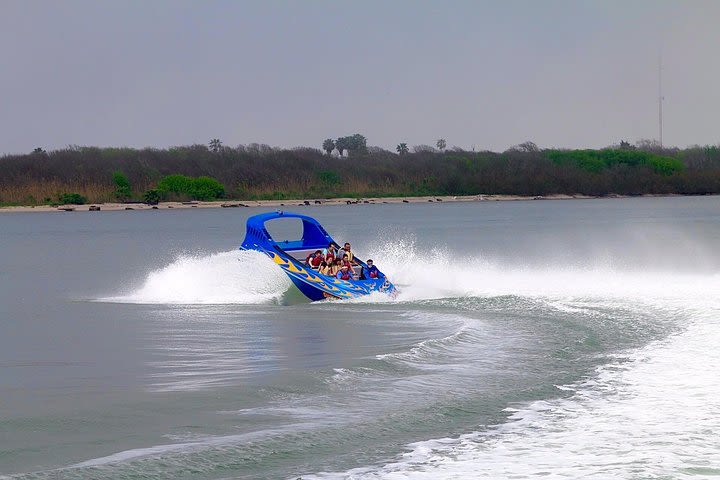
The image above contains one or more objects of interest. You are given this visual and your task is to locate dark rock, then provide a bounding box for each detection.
[152,206,159,209]
[88,205,101,211]
[402,200,409,203]
[125,207,134,210]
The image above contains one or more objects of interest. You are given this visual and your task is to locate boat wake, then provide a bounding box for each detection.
[99,238,720,306]
[306,307,720,479]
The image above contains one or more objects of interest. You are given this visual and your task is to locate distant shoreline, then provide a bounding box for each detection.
[0,193,700,213]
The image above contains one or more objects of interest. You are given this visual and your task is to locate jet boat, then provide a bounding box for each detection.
[240,211,396,301]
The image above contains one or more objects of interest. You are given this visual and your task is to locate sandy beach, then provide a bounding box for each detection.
[0,193,609,213]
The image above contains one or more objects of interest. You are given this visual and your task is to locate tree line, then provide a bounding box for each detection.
[1,139,719,205]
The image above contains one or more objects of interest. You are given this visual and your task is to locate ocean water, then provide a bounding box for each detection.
[1,197,719,479]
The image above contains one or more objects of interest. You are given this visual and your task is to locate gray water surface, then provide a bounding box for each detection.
[1,197,719,479]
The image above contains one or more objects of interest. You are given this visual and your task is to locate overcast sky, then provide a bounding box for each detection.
[1,0,718,154]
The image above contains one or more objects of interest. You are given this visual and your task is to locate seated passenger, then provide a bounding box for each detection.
[305,250,323,268]
[318,261,331,276]
[339,252,352,268]
[330,258,342,276]
[341,242,357,265]
[336,264,352,281]
[363,259,381,279]
[324,243,338,263]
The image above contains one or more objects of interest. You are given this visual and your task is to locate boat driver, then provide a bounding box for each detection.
[363,259,380,279]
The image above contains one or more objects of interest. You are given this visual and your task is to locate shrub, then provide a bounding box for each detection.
[59,193,87,205]
[547,149,685,175]
[189,176,225,201]
[318,170,340,186]
[156,174,225,201]
[143,189,161,205]
[157,174,193,196]
[112,171,132,200]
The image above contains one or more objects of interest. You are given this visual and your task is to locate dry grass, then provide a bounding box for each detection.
[0,180,115,204]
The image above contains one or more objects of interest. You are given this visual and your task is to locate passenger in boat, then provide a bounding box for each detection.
[341,242,359,265]
[329,258,342,276]
[363,259,380,279]
[318,261,331,276]
[305,250,323,268]
[324,243,338,263]
[336,264,352,280]
[339,252,352,268]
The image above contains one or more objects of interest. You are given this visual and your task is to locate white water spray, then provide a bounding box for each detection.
[102,238,720,306]
[102,250,290,304]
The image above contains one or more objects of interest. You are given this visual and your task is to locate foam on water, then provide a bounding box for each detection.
[99,237,719,307]
[306,300,720,479]
[101,249,291,304]
[366,239,720,304]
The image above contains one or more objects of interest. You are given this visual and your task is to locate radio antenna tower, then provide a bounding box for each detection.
[658,55,664,148]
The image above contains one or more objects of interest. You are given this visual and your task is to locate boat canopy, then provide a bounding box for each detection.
[240,211,334,251]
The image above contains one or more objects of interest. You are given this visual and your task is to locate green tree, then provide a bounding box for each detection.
[209,138,223,153]
[335,137,348,157]
[190,176,225,200]
[322,139,336,155]
[396,143,409,155]
[112,171,132,201]
[157,174,193,197]
[436,138,447,151]
[156,174,225,201]
[346,133,367,155]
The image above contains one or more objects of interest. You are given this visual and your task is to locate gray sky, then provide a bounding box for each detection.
[1,0,718,154]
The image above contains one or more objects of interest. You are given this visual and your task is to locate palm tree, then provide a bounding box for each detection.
[322,138,335,155]
[209,138,222,153]
[436,138,447,152]
[335,137,348,157]
[396,143,409,155]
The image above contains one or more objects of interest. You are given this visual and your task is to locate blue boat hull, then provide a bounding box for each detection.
[239,212,397,301]
[262,250,396,300]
